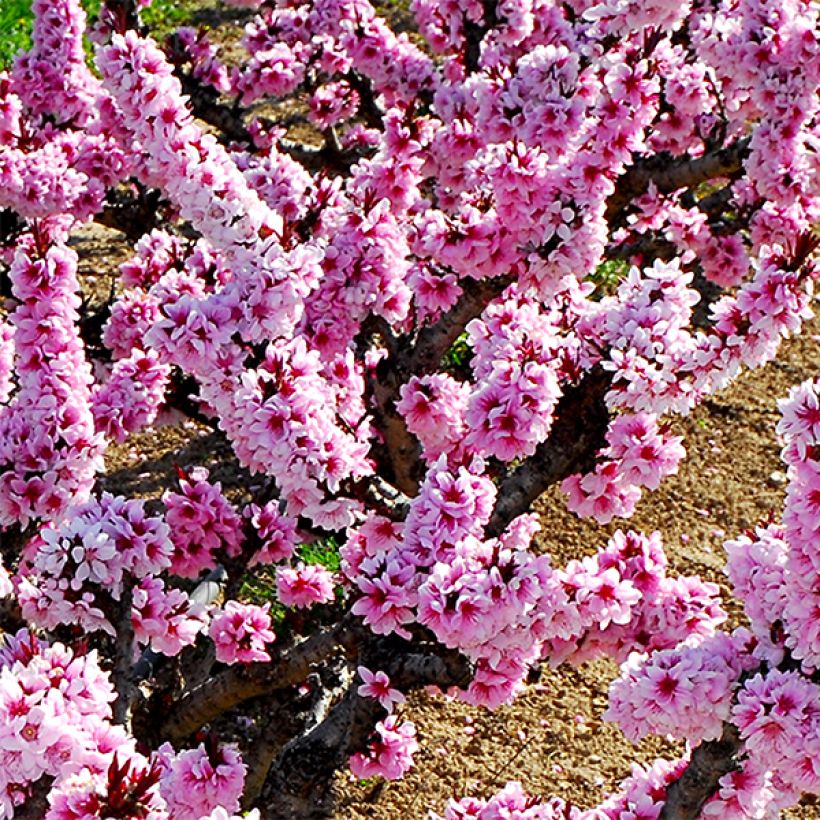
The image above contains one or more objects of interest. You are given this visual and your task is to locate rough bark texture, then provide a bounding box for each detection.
[370,276,513,496]
[111,579,137,725]
[257,646,473,818]
[94,187,163,241]
[13,776,54,820]
[660,723,742,819]
[400,276,512,377]
[605,138,751,226]
[159,617,364,742]
[0,597,25,634]
[487,365,611,536]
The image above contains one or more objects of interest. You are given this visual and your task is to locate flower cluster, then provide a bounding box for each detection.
[276,562,336,609]
[348,716,418,781]
[0,242,104,529]
[163,468,243,579]
[209,601,275,664]
[562,412,685,524]
[17,493,207,654]
[605,631,747,744]
[155,741,246,819]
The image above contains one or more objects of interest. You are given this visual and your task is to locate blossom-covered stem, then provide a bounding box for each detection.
[487,366,611,536]
[371,276,513,496]
[131,565,227,683]
[371,365,423,496]
[260,648,470,817]
[400,276,513,376]
[605,137,751,225]
[15,774,55,820]
[176,68,253,145]
[660,722,742,819]
[93,186,164,242]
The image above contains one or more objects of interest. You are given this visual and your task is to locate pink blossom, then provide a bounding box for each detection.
[209,601,274,665]
[276,563,335,609]
[158,742,246,820]
[357,666,406,712]
[348,717,418,780]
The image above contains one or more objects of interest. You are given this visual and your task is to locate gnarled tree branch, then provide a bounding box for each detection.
[258,645,473,817]
[605,138,751,227]
[369,276,513,496]
[487,365,611,537]
[660,723,742,819]
[93,187,163,242]
[159,615,366,743]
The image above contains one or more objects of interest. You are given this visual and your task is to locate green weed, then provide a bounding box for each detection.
[588,258,630,296]
[0,0,34,68]
[0,0,204,70]
[441,331,474,375]
[298,535,342,572]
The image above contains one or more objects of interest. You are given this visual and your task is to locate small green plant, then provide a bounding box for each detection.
[142,0,205,37]
[588,258,630,295]
[440,330,473,375]
[0,0,34,68]
[0,0,206,71]
[238,565,287,619]
[298,535,341,571]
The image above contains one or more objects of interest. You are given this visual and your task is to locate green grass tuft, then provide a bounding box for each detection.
[588,258,630,296]
[0,0,205,70]
[298,536,342,572]
[440,330,474,376]
[0,0,34,69]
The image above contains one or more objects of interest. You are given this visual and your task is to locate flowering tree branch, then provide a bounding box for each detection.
[605,138,751,225]
[1,0,818,816]
[660,723,742,819]
[94,187,164,241]
[111,578,139,725]
[487,365,611,536]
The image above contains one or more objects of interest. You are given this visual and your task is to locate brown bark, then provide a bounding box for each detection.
[13,776,54,820]
[159,617,365,743]
[111,579,138,726]
[369,276,512,497]
[93,187,163,242]
[257,649,472,818]
[487,365,611,537]
[660,723,742,819]
[605,138,751,227]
